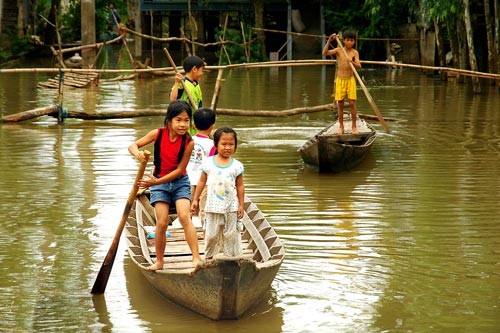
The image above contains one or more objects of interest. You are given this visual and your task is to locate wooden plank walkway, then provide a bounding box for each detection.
[38,72,98,88]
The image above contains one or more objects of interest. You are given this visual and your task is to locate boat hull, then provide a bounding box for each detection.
[298,119,376,172]
[125,194,284,320]
[138,257,282,320]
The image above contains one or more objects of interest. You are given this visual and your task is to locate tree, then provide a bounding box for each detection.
[462,0,481,93]
[484,0,496,78]
[253,0,266,59]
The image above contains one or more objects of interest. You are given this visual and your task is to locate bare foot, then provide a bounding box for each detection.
[352,127,359,134]
[145,262,163,271]
[336,128,344,135]
[192,258,202,268]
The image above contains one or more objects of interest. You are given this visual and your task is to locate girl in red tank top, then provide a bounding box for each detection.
[128,100,201,270]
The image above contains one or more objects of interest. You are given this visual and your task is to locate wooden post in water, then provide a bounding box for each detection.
[210,69,224,111]
[81,0,96,64]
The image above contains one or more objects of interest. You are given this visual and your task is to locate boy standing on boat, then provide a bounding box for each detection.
[170,55,205,135]
[187,107,217,228]
[191,127,245,259]
[323,30,361,135]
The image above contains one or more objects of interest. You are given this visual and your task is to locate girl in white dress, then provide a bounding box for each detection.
[190,127,245,258]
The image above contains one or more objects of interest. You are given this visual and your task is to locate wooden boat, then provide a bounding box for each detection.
[298,116,377,172]
[125,193,285,320]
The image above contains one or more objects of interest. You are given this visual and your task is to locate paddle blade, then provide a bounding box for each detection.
[91,250,117,294]
[90,150,150,294]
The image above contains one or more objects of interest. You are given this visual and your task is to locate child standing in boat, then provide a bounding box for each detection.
[187,107,217,228]
[128,100,202,270]
[191,127,245,259]
[323,30,361,135]
[170,55,205,135]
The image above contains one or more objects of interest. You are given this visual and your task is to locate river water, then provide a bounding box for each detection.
[1,52,500,332]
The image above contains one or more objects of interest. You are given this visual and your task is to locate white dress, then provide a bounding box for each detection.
[201,156,244,257]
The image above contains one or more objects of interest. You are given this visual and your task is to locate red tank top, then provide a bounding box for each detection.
[153,128,190,178]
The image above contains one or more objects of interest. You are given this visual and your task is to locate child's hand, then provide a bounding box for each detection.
[138,174,157,188]
[135,150,147,163]
[237,206,244,220]
[191,201,199,215]
[174,72,183,84]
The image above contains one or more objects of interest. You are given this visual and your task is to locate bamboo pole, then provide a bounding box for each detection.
[1,105,58,122]
[219,36,232,65]
[240,22,250,63]
[54,10,66,70]
[334,35,389,133]
[210,68,224,110]
[219,14,231,65]
[2,103,404,123]
[52,35,125,56]
[252,27,419,42]
[2,59,499,80]
[362,60,500,79]
[180,27,192,57]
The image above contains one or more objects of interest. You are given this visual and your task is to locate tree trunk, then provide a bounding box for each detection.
[434,19,447,80]
[446,17,459,75]
[125,0,137,27]
[484,0,496,81]
[457,15,468,83]
[495,0,500,87]
[253,0,266,59]
[43,1,59,45]
[16,0,24,37]
[81,0,96,64]
[463,0,481,93]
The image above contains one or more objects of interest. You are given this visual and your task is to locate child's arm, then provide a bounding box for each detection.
[169,73,184,102]
[351,50,361,69]
[322,33,337,57]
[191,172,207,215]
[235,174,245,219]
[128,129,157,163]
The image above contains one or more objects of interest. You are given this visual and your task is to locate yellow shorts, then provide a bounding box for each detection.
[335,76,357,101]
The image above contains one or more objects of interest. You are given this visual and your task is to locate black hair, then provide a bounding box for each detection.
[193,108,216,131]
[343,30,357,40]
[165,100,192,126]
[183,55,205,73]
[213,127,238,153]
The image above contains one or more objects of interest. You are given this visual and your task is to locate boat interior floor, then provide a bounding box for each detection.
[143,227,254,271]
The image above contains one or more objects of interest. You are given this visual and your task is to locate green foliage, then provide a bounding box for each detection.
[422,0,462,23]
[0,48,11,62]
[60,0,81,41]
[215,27,268,65]
[57,0,125,43]
[0,30,30,61]
[322,0,416,38]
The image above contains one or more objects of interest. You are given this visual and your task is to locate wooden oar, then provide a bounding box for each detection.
[335,35,390,133]
[163,47,198,111]
[91,150,151,294]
